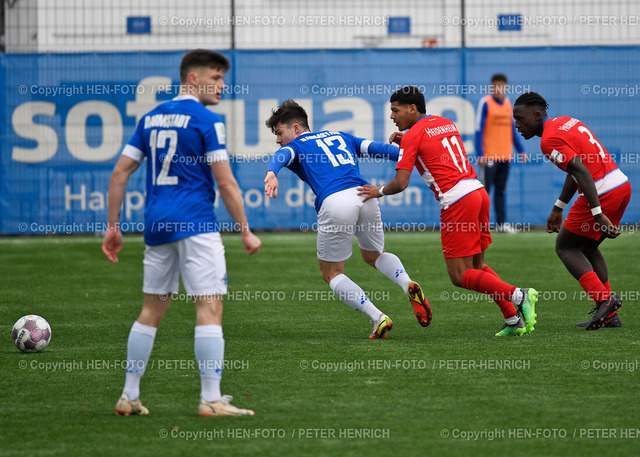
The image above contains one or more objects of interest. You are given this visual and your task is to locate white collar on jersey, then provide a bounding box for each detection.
[172,94,200,102]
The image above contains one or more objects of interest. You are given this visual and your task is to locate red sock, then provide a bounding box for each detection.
[461,268,517,319]
[578,271,609,305]
[481,265,499,277]
[481,265,518,318]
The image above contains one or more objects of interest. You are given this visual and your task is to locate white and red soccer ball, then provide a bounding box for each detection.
[12,315,52,353]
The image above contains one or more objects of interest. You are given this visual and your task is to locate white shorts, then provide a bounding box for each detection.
[316,187,384,262]
[142,232,227,297]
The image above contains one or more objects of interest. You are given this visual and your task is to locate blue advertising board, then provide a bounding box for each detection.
[2,47,639,234]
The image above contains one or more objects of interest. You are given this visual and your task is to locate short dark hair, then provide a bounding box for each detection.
[265,99,310,133]
[389,86,426,114]
[514,92,549,111]
[180,49,230,82]
[491,73,507,83]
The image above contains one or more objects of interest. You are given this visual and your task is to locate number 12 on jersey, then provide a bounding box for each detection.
[441,136,468,173]
[149,129,178,186]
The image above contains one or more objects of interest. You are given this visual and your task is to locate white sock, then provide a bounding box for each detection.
[511,288,524,306]
[506,316,520,325]
[194,325,224,402]
[329,274,384,322]
[374,252,412,293]
[123,321,157,400]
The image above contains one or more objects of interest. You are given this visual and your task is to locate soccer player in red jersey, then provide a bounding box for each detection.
[513,92,631,330]
[359,86,538,337]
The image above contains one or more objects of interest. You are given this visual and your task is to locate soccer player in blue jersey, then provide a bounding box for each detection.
[263,99,432,339]
[102,50,261,417]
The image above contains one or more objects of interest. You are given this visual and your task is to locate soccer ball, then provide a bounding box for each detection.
[12,315,52,353]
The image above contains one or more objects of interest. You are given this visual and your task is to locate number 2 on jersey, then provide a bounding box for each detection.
[441,136,468,173]
[316,135,355,167]
[149,129,178,185]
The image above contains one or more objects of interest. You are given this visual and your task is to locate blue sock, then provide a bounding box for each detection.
[194,325,224,402]
[123,321,157,400]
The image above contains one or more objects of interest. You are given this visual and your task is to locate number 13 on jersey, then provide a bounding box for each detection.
[316,135,355,167]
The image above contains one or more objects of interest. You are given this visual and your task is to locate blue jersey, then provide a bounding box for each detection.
[123,95,228,246]
[267,131,399,212]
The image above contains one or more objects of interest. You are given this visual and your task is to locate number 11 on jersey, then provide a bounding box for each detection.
[442,136,468,173]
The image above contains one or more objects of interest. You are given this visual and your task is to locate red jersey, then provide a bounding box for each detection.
[541,116,628,195]
[396,115,483,208]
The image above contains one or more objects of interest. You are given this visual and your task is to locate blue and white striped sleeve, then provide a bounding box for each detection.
[350,134,400,161]
[267,146,295,175]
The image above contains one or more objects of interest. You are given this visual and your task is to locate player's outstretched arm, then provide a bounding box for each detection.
[264,148,292,199]
[264,171,279,199]
[211,160,262,255]
[264,147,293,199]
[358,169,412,202]
[349,134,400,161]
[102,155,140,263]
[361,141,400,161]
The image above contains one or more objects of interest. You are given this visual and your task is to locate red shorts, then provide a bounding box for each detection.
[440,188,492,259]
[563,181,632,240]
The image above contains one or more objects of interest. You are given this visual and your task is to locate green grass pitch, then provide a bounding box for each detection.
[1,231,639,456]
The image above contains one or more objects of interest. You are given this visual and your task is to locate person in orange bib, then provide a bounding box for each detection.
[475,74,528,232]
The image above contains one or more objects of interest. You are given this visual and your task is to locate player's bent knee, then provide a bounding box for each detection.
[363,256,379,268]
[194,301,223,325]
[137,310,165,328]
[359,249,381,268]
[554,245,563,258]
[555,240,568,258]
[321,272,337,284]
[321,268,345,284]
[448,274,463,288]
